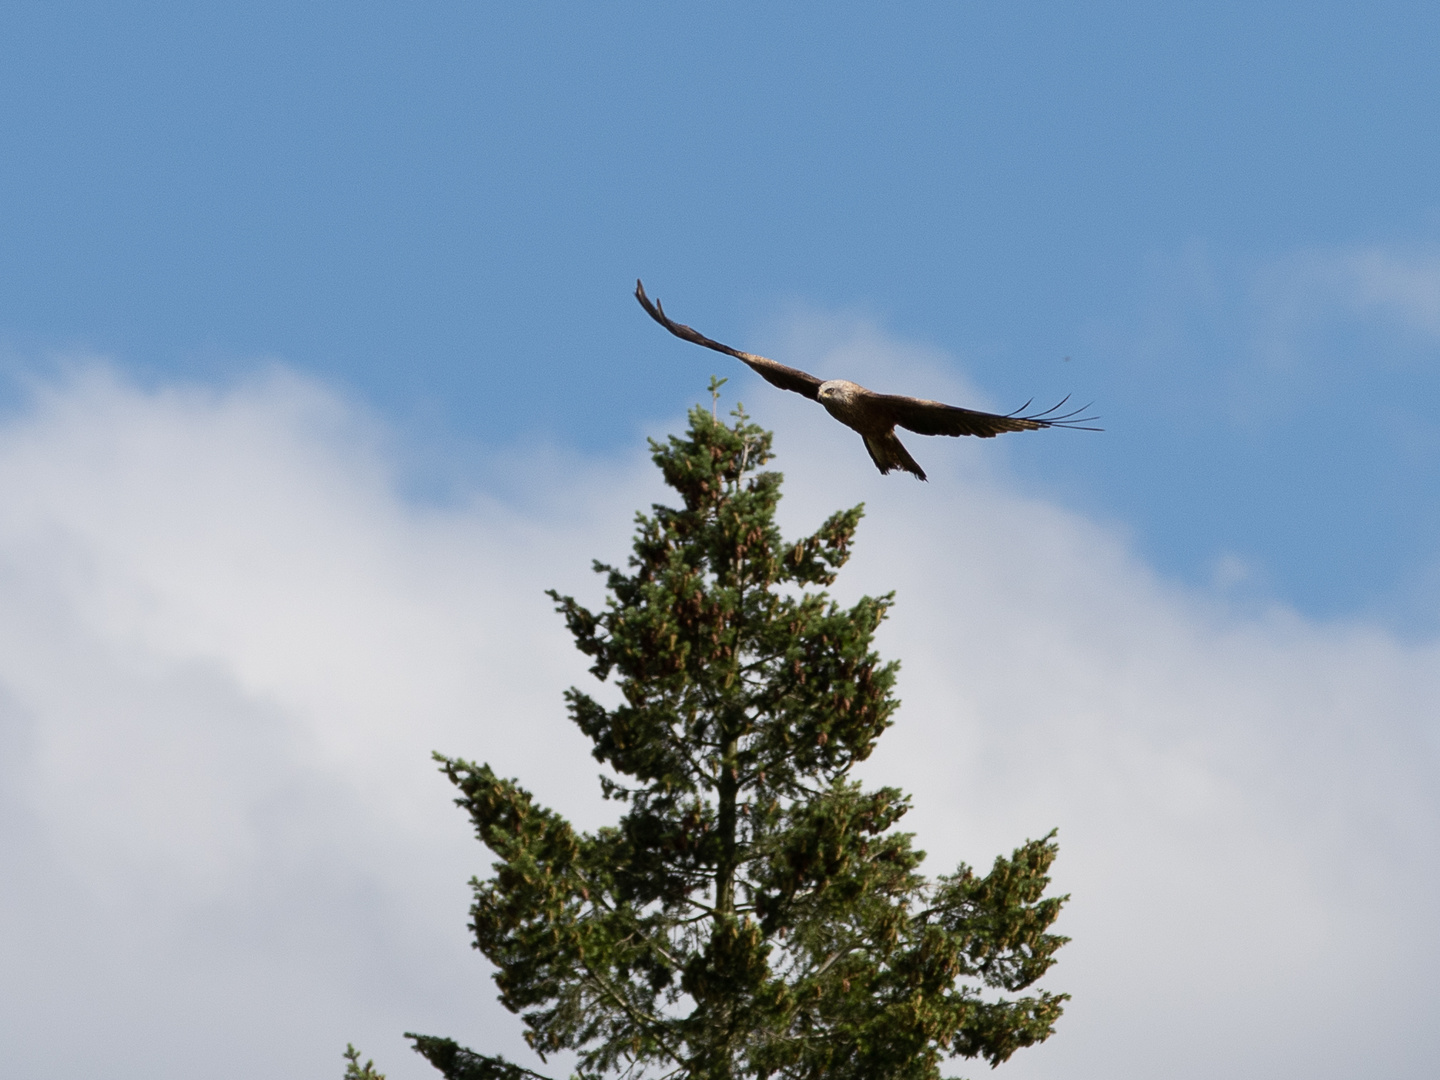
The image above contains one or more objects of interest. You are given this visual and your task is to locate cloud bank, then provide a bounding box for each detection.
[0,348,1435,1080]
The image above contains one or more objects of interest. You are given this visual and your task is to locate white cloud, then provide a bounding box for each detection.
[1341,248,1440,338]
[0,350,1436,1080]
[747,338,1440,1080]
[1250,243,1440,370]
[0,364,656,1079]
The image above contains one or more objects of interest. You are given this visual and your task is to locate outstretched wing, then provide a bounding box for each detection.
[875,394,1101,439]
[635,280,823,401]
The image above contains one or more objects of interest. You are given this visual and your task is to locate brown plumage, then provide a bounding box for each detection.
[635,280,1098,481]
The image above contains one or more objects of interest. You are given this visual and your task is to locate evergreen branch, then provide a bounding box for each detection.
[578,963,686,1070]
[406,1035,556,1080]
[595,898,683,970]
[809,945,852,981]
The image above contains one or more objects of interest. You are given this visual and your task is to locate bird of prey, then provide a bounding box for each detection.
[635,280,1098,481]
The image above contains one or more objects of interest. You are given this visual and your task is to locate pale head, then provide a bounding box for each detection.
[817,380,864,406]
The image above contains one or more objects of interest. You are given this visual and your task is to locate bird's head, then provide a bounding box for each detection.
[817,380,861,406]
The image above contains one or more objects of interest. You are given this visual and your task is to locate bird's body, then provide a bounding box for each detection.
[636,280,1097,480]
[814,380,927,478]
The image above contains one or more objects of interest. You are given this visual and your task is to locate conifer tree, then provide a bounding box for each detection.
[408,387,1067,1080]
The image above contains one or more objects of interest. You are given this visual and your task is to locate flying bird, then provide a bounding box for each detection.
[635,280,1098,481]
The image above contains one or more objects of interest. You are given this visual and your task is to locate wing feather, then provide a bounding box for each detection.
[635,280,823,401]
[875,395,1040,438]
[876,393,1101,438]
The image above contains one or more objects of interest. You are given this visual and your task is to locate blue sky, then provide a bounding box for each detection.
[5,1,1440,619]
[2,5,1439,1080]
